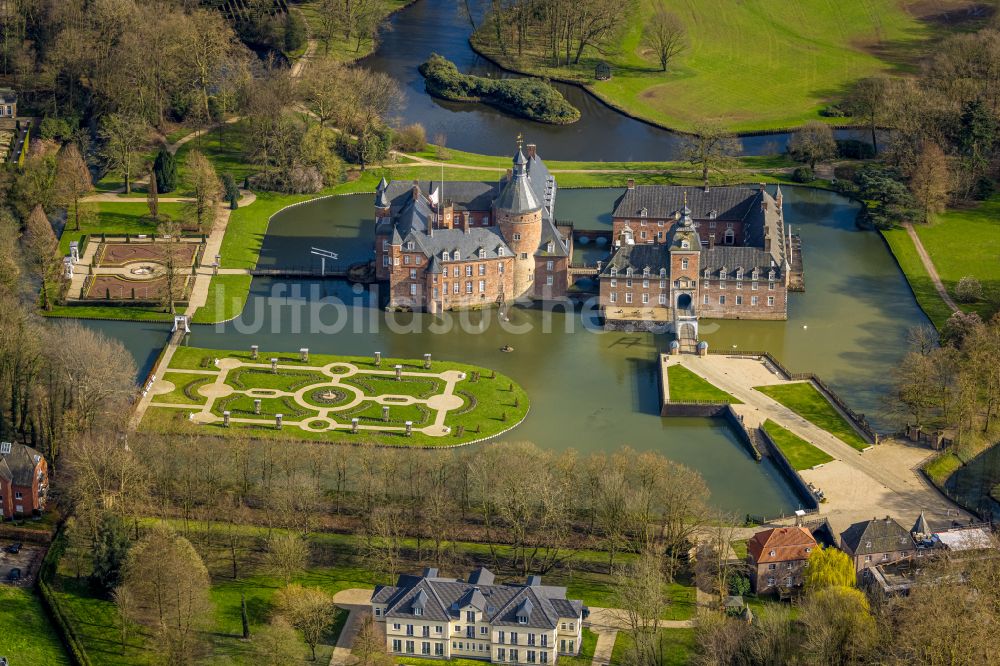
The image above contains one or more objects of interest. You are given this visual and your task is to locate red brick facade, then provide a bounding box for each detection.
[0,444,48,519]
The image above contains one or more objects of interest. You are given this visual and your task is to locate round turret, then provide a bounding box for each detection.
[495,145,543,298]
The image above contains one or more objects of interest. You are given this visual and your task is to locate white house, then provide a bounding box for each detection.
[371,567,585,664]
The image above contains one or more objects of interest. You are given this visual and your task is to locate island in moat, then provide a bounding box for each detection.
[139,345,529,447]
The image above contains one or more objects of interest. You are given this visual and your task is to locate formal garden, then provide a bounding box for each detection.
[140,346,530,446]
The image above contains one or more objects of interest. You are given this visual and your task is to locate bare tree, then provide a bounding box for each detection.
[682,122,742,191]
[100,113,148,195]
[641,8,687,72]
[263,533,309,585]
[847,76,891,153]
[274,584,336,662]
[23,205,60,309]
[909,140,951,223]
[788,121,837,170]
[53,143,93,231]
[612,547,672,666]
[354,612,393,666]
[184,150,221,232]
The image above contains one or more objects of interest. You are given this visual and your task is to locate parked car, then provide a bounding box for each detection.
[4,543,21,554]
[6,568,21,582]
[1,655,9,665]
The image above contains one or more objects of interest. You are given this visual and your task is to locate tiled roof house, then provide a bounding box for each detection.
[746,526,817,594]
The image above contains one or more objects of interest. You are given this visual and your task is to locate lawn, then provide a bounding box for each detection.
[611,627,696,666]
[58,201,187,254]
[42,303,175,322]
[916,197,1000,321]
[754,382,869,451]
[295,0,412,63]
[141,347,530,447]
[881,225,954,330]
[174,120,256,192]
[556,628,599,666]
[191,274,253,324]
[0,586,71,665]
[761,419,833,471]
[470,0,979,133]
[156,371,213,405]
[666,364,741,403]
[923,451,963,487]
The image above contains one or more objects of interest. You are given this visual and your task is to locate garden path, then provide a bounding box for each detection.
[903,221,959,314]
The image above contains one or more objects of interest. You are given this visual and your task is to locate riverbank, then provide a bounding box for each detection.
[466,0,973,134]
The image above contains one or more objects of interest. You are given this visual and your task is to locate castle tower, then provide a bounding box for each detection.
[375,176,390,218]
[495,144,543,299]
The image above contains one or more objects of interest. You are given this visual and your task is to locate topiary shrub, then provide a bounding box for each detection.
[154,148,177,193]
[955,276,983,303]
[792,166,815,183]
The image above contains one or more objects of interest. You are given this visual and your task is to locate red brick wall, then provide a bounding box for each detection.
[390,258,514,310]
[611,217,747,246]
[697,277,788,320]
[599,274,671,308]
[533,257,569,299]
[752,559,808,593]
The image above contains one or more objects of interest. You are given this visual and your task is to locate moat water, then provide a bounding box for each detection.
[358,0,879,160]
[81,187,932,518]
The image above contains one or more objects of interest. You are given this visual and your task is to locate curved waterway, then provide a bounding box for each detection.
[82,187,929,518]
[360,0,877,160]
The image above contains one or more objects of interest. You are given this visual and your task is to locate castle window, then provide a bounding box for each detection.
[499,263,505,274]
[660,280,667,288]
[626,279,633,288]
[610,292,617,303]
[454,251,460,261]
[410,284,417,296]
[643,280,649,288]
[479,248,486,258]
[442,251,450,261]
[720,295,726,305]
[610,267,617,277]
[514,233,522,241]
[660,268,667,278]
[546,276,554,286]
[752,282,758,290]
[546,261,554,270]
[640,231,647,239]
[466,281,473,294]
[479,280,486,293]
[681,240,689,249]
[769,282,775,291]
[704,268,711,279]
[610,279,617,287]
[643,267,650,277]
[404,255,411,265]
[640,207,648,217]
[383,240,389,250]
[736,269,743,280]
[479,264,486,275]
[407,242,414,250]
[657,221,664,227]
[736,282,743,290]
[752,269,760,280]
[736,295,743,305]
[768,269,776,280]
[703,294,709,304]
[499,247,506,256]
[681,259,688,270]
[752,296,758,305]
[767,296,775,306]
[709,210,717,219]
[642,293,649,304]
[724,229,735,245]
[410,269,417,279]
[453,283,459,294]
[659,293,667,304]
[465,265,472,277]
[626,267,633,277]
[719,268,727,280]
[625,293,633,304]
[547,242,554,253]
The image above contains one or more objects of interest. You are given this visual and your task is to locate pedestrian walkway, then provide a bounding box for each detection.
[903,221,959,314]
[666,353,968,533]
[329,588,374,666]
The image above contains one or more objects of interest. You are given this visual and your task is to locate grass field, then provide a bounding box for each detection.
[881,225,954,330]
[754,382,869,451]
[611,627,696,666]
[923,451,963,487]
[0,586,71,665]
[58,202,187,254]
[472,0,981,133]
[916,197,1000,321]
[761,419,834,470]
[191,274,253,324]
[666,364,741,403]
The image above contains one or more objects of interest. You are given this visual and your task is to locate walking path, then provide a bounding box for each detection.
[667,354,968,534]
[330,588,374,666]
[903,221,959,314]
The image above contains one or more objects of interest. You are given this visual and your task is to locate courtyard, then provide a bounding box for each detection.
[140,346,530,447]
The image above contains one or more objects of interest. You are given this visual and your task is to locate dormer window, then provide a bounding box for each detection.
[610,267,618,277]
[407,241,414,250]
[414,608,423,616]
[752,269,760,280]
[454,251,460,261]
[768,269,775,280]
[498,247,505,256]
[442,251,450,261]
[518,616,528,625]
[704,268,711,279]
[709,210,717,219]
[640,207,648,217]
[736,269,744,280]
[547,242,554,253]
[659,268,666,278]
[681,240,689,249]
[770,550,776,557]
[643,267,650,277]
[479,248,486,258]
[626,267,633,277]
[719,268,727,280]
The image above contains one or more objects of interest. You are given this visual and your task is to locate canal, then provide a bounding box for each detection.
[359,0,878,160]
[82,186,930,518]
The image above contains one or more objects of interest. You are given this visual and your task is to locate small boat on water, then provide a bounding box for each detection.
[500,345,514,353]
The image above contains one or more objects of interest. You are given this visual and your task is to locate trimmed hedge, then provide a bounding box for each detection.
[38,530,93,666]
[419,54,581,125]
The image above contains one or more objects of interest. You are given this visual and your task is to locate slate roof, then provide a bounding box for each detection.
[911,512,931,537]
[612,185,762,221]
[405,226,512,262]
[0,443,43,486]
[841,517,916,556]
[376,145,563,259]
[701,247,782,277]
[495,148,542,215]
[373,568,584,629]
[599,243,670,277]
[747,526,817,564]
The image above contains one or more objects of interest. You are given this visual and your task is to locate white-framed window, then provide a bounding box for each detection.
[393,639,402,652]
[454,251,460,261]
[479,264,486,276]
[769,282,775,290]
[642,279,649,288]
[499,263,505,274]
[409,284,417,296]
[453,283,459,294]
[719,295,726,305]
[465,265,472,277]
[479,280,486,293]
[407,241,414,250]
[498,247,506,256]
[751,296,758,305]
[546,260,554,270]
[383,240,389,250]
[383,256,390,267]
[659,293,667,304]
[660,280,667,288]
[625,293,633,304]
[752,282,758,290]
[410,269,417,279]
[514,233,521,241]
[736,281,743,290]
[466,281,473,294]
[767,296,775,306]
[640,231,647,239]
[681,258,688,269]
[610,279,617,287]
[703,294,709,304]
[736,295,743,305]
[610,292,617,303]
[546,276,553,286]
[479,248,486,258]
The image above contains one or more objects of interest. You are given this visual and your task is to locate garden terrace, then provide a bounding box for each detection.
[140,347,529,447]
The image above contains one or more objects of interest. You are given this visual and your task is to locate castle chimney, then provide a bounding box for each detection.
[526,144,537,160]
[626,178,635,190]
[461,214,470,234]
[506,168,513,181]
[764,229,771,253]
[708,234,715,249]
[412,181,420,201]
